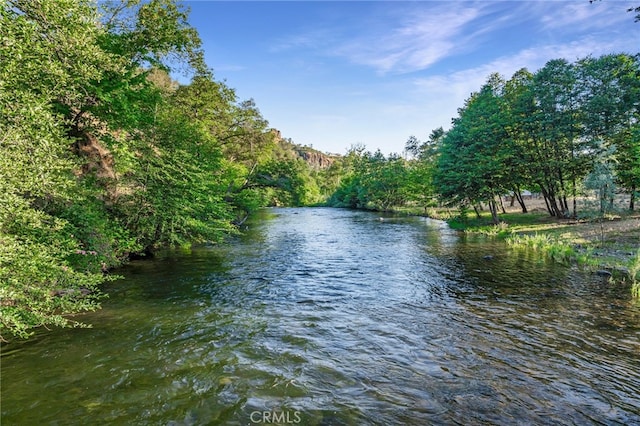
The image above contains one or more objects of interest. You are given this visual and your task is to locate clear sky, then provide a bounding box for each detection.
[183,0,639,155]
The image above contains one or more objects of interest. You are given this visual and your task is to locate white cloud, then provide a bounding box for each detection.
[334,5,484,74]
[415,36,627,96]
[539,1,631,31]
[323,1,634,75]
[266,3,500,75]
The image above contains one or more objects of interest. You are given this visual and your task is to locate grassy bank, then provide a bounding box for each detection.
[390,204,640,296]
[455,210,639,293]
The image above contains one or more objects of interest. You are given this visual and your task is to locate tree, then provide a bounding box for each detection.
[533,59,588,217]
[582,159,618,243]
[0,0,116,339]
[0,0,235,339]
[403,128,442,210]
[501,56,639,217]
[434,75,514,224]
[363,153,410,211]
[614,124,640,210]
[327,147,412,211]
[584,54,640,210]
[98,0,206,74]
[251,159,318,206]
[111,95,235,249]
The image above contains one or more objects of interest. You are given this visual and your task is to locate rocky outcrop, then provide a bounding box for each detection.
[295,148,336,170]
[270,128,341,170]
[73,132,116,181]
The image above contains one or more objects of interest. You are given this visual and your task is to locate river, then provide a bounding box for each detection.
[2,207,639,425]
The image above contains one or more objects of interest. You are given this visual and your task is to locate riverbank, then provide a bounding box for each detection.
[391,203,640,295]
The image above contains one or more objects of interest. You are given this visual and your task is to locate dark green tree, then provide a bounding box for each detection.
[577,54,640,210]
[403,128,443,210]
[0,0,233,339]
[0,0,118,339]
[434,75,514,224]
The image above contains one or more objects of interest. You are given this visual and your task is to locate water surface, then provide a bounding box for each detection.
[2,208,639,425]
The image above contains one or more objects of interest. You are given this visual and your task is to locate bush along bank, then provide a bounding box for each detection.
[445,211,640,296]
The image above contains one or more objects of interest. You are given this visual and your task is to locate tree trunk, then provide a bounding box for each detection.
[538,185,554,216]
[498,195,507,214]
[540,184,562,217]
[558,169,569,214]
[539,179,564,217]
[550,197,563,218]
[609,195,614,211]
[547,181,563,217]
[472,203,481,219]
[543,196,553,216]
[550,197,561,217]
[513,187,528,213]
[572,176,577,218]
[631,185,636,211]
[488,198,499,225]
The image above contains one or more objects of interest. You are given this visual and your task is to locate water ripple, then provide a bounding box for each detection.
[2,208,639,425]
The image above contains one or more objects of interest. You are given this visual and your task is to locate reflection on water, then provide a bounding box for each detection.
[2,207,640,425]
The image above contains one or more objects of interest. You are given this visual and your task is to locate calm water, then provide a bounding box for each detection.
[2,207,640,425]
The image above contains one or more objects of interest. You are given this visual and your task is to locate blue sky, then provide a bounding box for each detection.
[183,1,638,155]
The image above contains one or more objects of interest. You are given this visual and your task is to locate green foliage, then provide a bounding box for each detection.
[0,115,112,338]
[1,0,338,339]
[630,250,640,299]
[328,148,412,211]
[314,159,345,201]
[456,205,469,225]
[428,54,639,221]
[0,1,112,339]
[632,281,640,299]
[253,159,314,206]
[583,160,618,215]
[629,249,640,280]
[404,160,436,207]
[1,0,248,339]
[580,160,621,244]
[99,0,206,74]
[55,196,141,270]
[507,234,576,265]
[432,75,515,223]
[329,54,638,226]
[110,94,237,248]
[402,131,440,209]
[0,234,107,340]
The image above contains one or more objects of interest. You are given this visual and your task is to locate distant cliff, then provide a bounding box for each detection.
[271,129,340,170]
[294,147,338,170]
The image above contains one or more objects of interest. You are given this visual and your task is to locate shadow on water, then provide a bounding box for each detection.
[2,207,640,425]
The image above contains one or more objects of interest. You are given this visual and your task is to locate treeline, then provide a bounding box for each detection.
[3,1,638,340]
[0,0,324,339]
[327,146,429,211]
[329,54,640,224]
